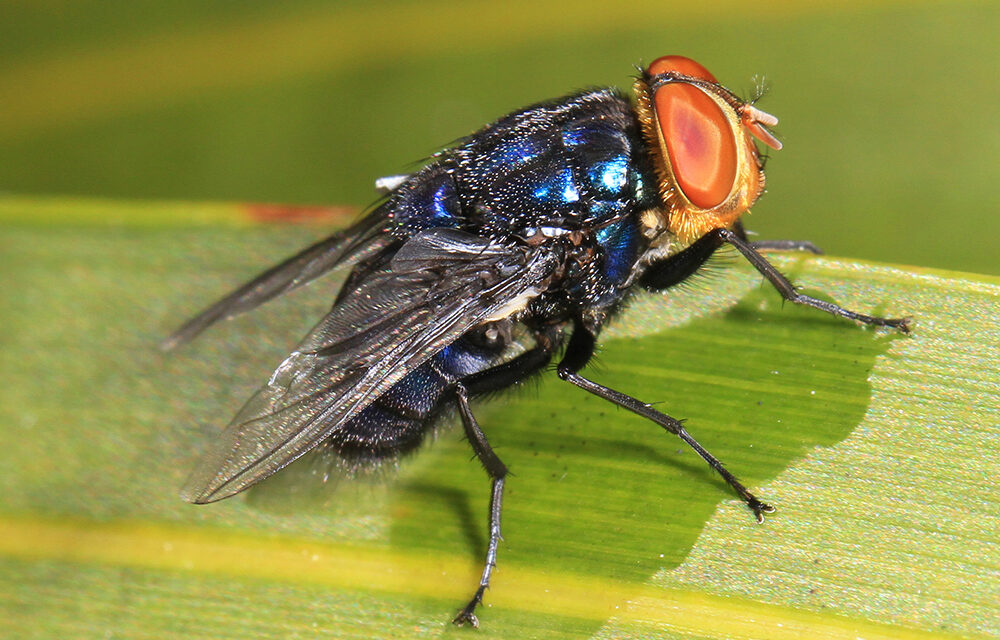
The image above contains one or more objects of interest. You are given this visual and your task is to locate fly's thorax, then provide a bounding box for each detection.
[519,217,643,329]
[446,89,655,242]
[520,224,585,247]
[633,55,782,244]
[635,219,682,271]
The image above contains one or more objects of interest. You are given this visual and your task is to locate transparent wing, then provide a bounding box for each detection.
[162,213,390,350]
[181,228,557,503]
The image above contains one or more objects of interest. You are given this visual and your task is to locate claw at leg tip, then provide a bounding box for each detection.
[750,501,775,524]
[453,612,479,628]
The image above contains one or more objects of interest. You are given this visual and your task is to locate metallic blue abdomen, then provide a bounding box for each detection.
[327,336,502,459]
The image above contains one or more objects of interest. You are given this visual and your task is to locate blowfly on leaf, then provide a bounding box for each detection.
[165,55,911,627]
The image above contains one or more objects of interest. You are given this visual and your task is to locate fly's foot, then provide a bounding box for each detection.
[857,313,912,334]
[453,586,487,628]
[891,316,914,334]
[747,496,776,524]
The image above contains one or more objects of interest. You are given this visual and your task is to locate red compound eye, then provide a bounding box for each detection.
[648,56,737,210]
[648,55,717,83]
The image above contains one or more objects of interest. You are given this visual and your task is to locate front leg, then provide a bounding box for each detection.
[716,228,911,332]
[642,227,911,333]
[751,238,823,253]
[732,220,823,254]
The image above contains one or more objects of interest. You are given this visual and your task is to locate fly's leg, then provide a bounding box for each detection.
[452,383,508,628]
[557,324,773,522]
[717,228,911,332]
[732,220,822,254]
[451,334,556,625]
[641,227,910,333]
[462,343,553,396]
[640,229,726,290]
[750,239,823,253]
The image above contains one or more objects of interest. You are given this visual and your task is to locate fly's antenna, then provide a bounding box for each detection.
[747,74,771,105]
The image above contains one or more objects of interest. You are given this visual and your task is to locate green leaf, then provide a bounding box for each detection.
[1,197,997,639]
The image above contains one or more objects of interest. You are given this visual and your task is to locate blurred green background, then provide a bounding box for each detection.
[1,0,997,274]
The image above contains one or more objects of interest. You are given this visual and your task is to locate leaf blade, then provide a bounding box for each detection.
[0,198,997,638]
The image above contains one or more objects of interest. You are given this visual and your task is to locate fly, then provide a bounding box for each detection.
[164,55,911,626]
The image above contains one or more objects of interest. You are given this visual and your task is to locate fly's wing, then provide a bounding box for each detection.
[181,228,558,503]
[162,213,391,350]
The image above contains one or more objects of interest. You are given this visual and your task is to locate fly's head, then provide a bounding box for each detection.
[634,55,782,244]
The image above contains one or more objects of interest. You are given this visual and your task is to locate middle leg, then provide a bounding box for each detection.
[556,323,774,522]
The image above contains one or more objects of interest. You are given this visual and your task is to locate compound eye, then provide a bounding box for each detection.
[648,55,718,83]
[653,78,737,210]
[641,55,773,240]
